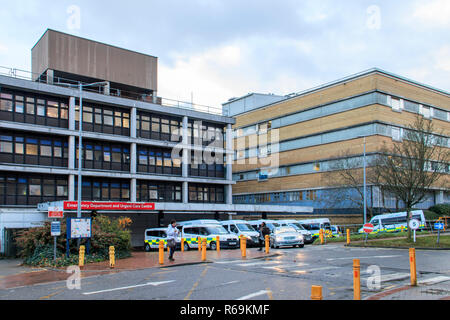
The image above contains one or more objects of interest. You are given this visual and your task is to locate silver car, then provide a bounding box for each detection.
[270,226,304,248]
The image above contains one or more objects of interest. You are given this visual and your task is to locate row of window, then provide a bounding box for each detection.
[74,178,130,202]
[76,140,130,172]
[187,121,225,148]
[233,190,317,204]
[75,104,130,136]
[0,174,68,205]
[136,112,182,142]
[188,184,225,203]
[0,133,69,167]
[138,147,181,176]
[189,153,225,178]
[137,181,182,203]
[0,91,69,128]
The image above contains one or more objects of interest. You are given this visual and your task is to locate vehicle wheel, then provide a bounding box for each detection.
[210,242,217,250]
[183,243,190,251]
[144,244,151,252]
[299,244,304,248]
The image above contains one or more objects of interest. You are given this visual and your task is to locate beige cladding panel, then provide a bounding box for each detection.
[32,30,157,91]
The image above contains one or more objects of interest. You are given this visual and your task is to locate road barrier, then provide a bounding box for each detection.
[353,259,361,300]
[265,235,270,254]
[216,236,220,252]
[201,238,207,261]
[109,246,115,269]
[241,237,247,259]
[198,236,202,252]
[159,240,164,265]
[409,248,417,286]
[346,229,350,245]
[319,229,324,245]
[78,245,85,268]
[311,285,323,300]
[181,238,185,252]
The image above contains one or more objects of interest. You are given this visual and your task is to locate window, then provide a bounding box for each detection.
[391,127,402,141]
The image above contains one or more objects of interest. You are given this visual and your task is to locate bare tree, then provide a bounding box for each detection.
[372,115,450,240]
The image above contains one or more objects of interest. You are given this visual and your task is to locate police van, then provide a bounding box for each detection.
[297,218,333,240]
[358,210,426,234]
[221,220,260,247]
[180,223,239,251]
[144,228,181,251]
[248,219,281,234]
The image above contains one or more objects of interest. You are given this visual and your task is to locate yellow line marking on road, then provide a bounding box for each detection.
[184,266,209,300]
[39,289,63,300]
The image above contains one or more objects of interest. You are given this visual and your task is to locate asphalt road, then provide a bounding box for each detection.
[1,244,449,301]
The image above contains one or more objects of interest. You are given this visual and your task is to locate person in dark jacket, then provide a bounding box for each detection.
[258,222,270,251]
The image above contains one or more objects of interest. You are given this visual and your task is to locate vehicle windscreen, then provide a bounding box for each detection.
[290,223,306,230]
[205,226,229,235]
[323,223,332,230]
[266,223,280,231]
[237,224,255,232]
[274,226,296,234]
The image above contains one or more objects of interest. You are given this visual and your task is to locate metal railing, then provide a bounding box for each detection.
[0,66,224,116]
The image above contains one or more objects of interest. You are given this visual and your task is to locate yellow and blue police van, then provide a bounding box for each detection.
[180,223,239,251]
[144,228,181,251]
[358,210,426,234]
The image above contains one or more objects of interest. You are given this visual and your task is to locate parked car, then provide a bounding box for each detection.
[144,228,181,251]
[248,219,281,234]
[180,224,239,251]
[221,220,260,247]
[270,226,304,248]
[277,219,314,244]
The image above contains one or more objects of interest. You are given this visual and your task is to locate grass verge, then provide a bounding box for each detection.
[347,234,450,249]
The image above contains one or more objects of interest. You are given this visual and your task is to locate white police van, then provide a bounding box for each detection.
[297,218,332,240]
[180,223,239,251]
[221,220,260,247]
[358,210,426,234]
[144,228,181,251]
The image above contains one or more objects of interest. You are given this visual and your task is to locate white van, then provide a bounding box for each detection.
[144,228,181,251]
[358,210,426,234]
[297,218,332,240]
[277,220,314,244]
[221,220,260,247]
[248,220,281,234]
[180,223,239,251]
[178,219,222,226]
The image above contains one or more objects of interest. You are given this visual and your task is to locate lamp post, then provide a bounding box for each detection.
[363,136,367,225]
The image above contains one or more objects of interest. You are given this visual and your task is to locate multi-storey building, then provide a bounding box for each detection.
[0,29,311,255]
[226,69,449,223]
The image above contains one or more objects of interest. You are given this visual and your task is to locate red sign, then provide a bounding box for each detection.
[48,206,64,218]
[63,201,155,211]
[363,223,374,233]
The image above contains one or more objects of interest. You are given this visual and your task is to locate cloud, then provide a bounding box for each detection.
[434,45,450,72]
[412,0,450,27]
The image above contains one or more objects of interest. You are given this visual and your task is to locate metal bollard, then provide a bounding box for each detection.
[216,236,220,252]
[78,245,85,268]
[198,236,202,252]
[201,238,207,261]
[353,259,361,300]
[181,238,185,252]
[311,285,323,300]
[346,229,351,245]
[241,237,247,259]
[265,235,270,254]
[409,248,417,286]
[159,240,164,265]
[109,246,115,269]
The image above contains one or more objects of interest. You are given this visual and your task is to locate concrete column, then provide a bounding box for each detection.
[46,69,54,85]
[130,106,137,139]
[226,124,233,181]
[182,181,189,204]
[130,178,137,202]
[436,190,444,205]
[103,82,110,95]
[130,143,137,174]
[69,96,76,131]
[182,116,189,178]
[68,136,75,170]
[68,174,75,201]
[226,184,233,205]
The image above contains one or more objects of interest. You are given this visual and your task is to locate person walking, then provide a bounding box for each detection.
[258,222,270,251]
[166,220,180,261]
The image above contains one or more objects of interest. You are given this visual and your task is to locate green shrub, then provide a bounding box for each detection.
[424,210,441,221]
[428,204,450,217]
[16,215,132,267]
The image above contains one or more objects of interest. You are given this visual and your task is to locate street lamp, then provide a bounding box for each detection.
[357,135,367,225]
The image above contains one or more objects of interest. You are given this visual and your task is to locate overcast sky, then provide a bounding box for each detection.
[0,0,449,108]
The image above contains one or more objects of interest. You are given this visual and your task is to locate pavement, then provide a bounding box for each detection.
[1,246,449,300]
[0,248,278,290]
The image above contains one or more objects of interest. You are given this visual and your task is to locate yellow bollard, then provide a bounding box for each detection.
[319,229,324,245]
[241,237,247,259]
[159,240,164,265]
[311,285,323,300]
[409,248,417,286]
[346,229,351,245]
[216,236,220,252]
[198,236,202,252]
[265,235,270,254]
[78,245,85,268]
[353,259,361,300]
[181,238,185,252]
[201,238,207,261]
[109,246,115,269]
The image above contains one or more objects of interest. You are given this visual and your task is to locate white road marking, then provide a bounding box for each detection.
[379,273,410,282]
[326,255,400,261]
[214,260,248,264]
[302,266,341,272]
[82,280,175,295]
[418,276,450,285]
[221,280,240,286]
[262,263,309,270]
[237,261,282,267]
[236,290,271,300]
